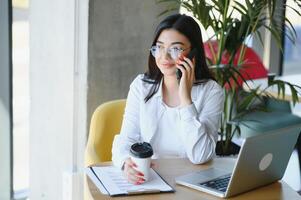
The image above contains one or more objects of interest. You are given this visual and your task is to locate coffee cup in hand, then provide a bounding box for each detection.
[130,142,153,181]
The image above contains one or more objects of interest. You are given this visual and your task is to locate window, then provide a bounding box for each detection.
[282,0,301,75]
[12,0,30,199]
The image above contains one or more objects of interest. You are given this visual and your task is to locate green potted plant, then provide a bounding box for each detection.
[158,0,301,155]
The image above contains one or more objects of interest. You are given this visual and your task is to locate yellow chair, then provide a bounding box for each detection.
[85,99,126,167]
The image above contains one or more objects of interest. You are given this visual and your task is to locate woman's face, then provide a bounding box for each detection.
[154,29,191,77]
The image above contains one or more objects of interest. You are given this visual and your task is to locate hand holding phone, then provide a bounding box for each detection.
[176,48,197,80]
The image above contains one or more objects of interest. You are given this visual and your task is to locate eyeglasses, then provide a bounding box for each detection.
[149,45,190,60]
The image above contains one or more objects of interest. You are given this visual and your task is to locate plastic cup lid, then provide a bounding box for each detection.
[130,142,153,158]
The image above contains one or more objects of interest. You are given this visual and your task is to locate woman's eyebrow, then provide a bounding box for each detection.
[156,41,185,45]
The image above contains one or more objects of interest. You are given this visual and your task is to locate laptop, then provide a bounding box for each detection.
[175,125,300,198]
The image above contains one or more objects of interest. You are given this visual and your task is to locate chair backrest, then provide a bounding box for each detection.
[85,99,126,167]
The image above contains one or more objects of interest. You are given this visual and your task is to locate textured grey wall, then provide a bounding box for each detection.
[87,0,178,121]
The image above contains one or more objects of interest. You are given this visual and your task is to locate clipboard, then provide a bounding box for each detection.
[85,166,175,196]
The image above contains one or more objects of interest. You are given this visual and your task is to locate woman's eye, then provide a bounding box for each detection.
[171,47,182,51]
[172,48,183,53]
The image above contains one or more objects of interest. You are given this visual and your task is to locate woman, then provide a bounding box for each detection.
[112,14,224,184]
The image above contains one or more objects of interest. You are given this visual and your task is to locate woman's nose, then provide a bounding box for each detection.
[162,49,171,60]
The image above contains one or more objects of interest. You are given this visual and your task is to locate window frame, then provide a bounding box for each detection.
[0,0,13,199]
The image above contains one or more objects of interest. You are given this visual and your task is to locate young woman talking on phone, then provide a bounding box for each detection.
[112,14,224,184]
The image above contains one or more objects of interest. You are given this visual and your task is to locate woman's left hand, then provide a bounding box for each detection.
[176,55,195,107]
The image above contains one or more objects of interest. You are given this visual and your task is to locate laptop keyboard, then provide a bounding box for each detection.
[199,174,231,193]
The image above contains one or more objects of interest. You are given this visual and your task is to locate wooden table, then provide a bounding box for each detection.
[85,158,301,200]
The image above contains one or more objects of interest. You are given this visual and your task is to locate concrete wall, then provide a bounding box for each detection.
[87,0,175,121]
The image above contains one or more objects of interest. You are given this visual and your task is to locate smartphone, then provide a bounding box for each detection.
[176,48,197,80]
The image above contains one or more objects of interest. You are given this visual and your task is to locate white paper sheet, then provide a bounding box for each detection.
[85,166,173,196]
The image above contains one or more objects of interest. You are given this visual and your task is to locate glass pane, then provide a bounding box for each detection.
[12,0,29,197]
[283,1,301,75]
[0,0,13,199]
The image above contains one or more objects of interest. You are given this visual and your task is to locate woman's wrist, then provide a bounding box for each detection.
[180,98,192,107]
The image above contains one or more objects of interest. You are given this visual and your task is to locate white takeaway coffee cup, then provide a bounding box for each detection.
[130,142,153,182]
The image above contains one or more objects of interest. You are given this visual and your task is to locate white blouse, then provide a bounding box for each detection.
[152,104,185,159]
[112,74,224,169]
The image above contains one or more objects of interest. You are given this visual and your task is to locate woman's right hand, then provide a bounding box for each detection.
[122,157,145,184]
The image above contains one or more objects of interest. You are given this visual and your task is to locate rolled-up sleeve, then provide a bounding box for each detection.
[177,83,224,164]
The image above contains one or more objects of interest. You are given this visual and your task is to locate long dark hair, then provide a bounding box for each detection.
[143,14,214,102]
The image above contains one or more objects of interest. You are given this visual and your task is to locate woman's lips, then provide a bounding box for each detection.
[161,63,174,67]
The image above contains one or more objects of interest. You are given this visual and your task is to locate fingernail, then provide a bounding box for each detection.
[139,178,145,181]
[138,172,144,176]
